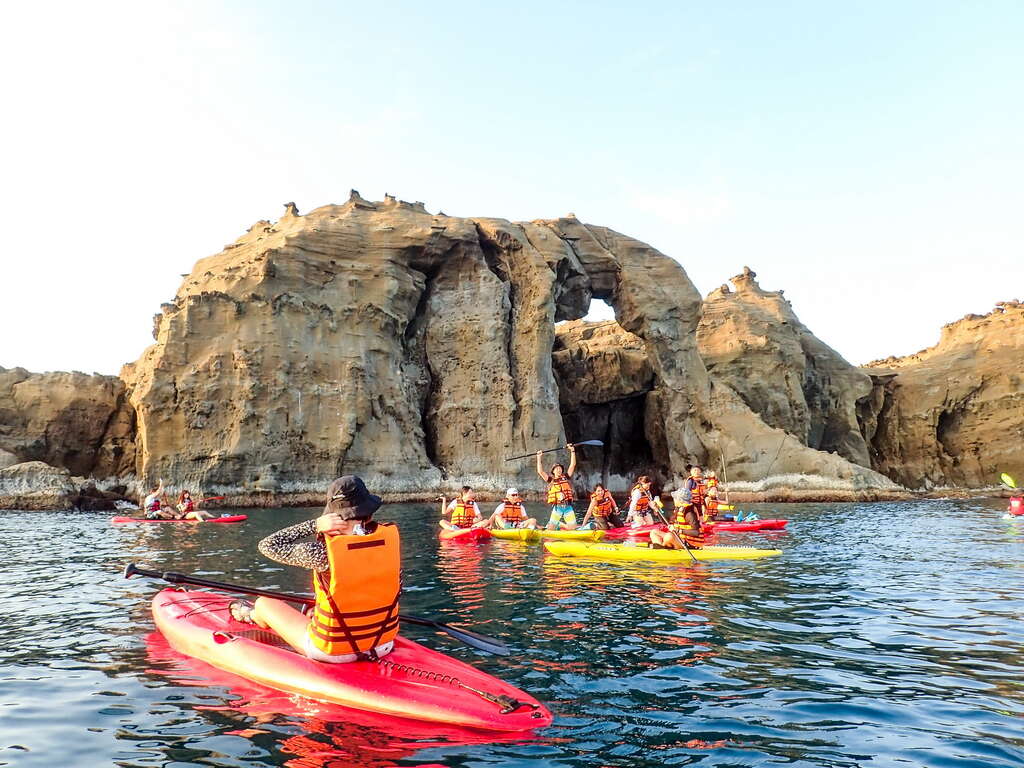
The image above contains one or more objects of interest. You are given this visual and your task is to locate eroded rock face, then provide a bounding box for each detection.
[697,268,872,467]
[0,461,77,510]
[0,367,135,478]
[553,320,656,490]
[124,196,896,500]
[864,302,1024,489]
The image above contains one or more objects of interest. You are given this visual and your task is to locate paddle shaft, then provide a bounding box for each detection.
[124,564,509,655]
[650,496,699,563]
[505,439,603,462]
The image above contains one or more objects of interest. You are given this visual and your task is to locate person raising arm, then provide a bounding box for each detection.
[537,444,577,530]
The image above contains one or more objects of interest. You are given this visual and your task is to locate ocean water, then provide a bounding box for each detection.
[1,498,1022,767]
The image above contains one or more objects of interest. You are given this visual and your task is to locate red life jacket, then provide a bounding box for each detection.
[591,490,616,517]
[1010,497,1023,515]
[547,476,574,505]
[450,500,477,527]
[499,500,526,523]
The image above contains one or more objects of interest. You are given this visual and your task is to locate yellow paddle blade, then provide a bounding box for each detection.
[1001,472,1017,489]
[718,504,735,511]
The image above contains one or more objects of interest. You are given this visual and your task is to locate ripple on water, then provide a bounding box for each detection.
[0,501,1022,766]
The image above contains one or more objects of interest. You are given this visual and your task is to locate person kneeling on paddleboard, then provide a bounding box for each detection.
[230,475,399,663]
[581,483,623,530]
[538,445,578,530]
[626,476,659,527]
[488,488,538,530]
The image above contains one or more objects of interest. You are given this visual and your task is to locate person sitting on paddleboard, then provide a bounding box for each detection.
[488,488,538,530]
[230,475,399,663]
[143,479,173,520]
[537,444,577,530]
[625,475,659,527]
[439,486,486,530]
[581,483,623,530]
[176,489,214,521]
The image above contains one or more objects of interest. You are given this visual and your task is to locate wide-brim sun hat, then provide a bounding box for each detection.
[324,475,382,520]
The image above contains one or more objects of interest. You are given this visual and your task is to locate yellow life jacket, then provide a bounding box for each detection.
[450,500,477,527]
[547,476,574,505]
[307,523,401,656]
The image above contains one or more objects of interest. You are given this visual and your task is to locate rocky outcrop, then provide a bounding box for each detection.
[0,367,135,478]
[553,320,656,489]
[120,195,895,501]
[0,461,77,510]
[697,268,872,467]
[863,302,1024,489]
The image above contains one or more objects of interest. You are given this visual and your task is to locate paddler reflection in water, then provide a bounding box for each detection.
[229,475,400,663]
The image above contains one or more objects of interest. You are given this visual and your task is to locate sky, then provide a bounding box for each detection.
[1,1,1021,375]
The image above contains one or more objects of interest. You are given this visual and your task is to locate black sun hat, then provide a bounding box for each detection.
[324,475,382,520]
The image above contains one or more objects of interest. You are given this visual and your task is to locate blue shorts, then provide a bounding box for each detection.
[547,504,577,528]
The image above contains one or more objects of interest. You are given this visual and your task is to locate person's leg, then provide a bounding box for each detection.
[250,596,311,654]
[562,507,578,530]
[439,520,456,530]
[525,517,538,529]
[545,507,559,530]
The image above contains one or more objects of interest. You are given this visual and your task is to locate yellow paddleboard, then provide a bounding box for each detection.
[542,539,780,562]
[489,528,605,543]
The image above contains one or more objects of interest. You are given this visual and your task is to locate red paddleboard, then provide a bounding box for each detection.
[151,589,550,731]
[705,519,788,532]
[438,526,492,541]
[111,514,248,524]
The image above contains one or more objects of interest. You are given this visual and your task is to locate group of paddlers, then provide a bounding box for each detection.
[438,444,734,549]
[141,478,215,521]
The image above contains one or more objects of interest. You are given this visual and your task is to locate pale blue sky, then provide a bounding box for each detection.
[2,1,1021,374]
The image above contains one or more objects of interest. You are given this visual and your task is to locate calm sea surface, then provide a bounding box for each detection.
[1,499,1022,767]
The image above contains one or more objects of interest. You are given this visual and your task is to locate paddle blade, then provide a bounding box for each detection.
[440,626,511,656]
[574,439,604,447]
[1001,473,1017,489]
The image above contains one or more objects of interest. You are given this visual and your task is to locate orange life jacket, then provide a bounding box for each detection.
[670,523,704,548]
[706,477,718,489]
[499,500,526,523]
[179,498,194,512]
[591,490,616,517]
[308,523,401,656]
[688,478,705,507]
[631,484,651,513]
[547,476,574,505]
[450,500,477,527]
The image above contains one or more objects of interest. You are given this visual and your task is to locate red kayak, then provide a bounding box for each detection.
[439,526,491,541]
[112,514,248,524]
[152,588,550,731]
[706,519,788,532]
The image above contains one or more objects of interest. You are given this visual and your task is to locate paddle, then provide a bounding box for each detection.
[505,439,603,462]
[1000,472,1018,490]
[123,563,510,656]
[646,492,698,564]
[199,496,225,504]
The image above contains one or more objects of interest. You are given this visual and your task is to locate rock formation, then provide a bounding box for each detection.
[0,461,78,510]
[0,367,135,477]
[119,194,894,501]
[863,301,1024,489]
[697,268,872,467]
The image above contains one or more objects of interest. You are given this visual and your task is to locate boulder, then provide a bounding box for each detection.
[0,461,76,510]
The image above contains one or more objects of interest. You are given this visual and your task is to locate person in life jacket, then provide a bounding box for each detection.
[176,490,214,521]
[537,444,577,530]
[230,475,399,663]
[486,488,538,529]
[580,483,623,530]
[143,479,173,520]
[439,486,486,530]
[626,476,661,527]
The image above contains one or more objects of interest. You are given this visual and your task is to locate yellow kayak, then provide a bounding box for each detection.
[542,540,781,562]
[490,528,606,543]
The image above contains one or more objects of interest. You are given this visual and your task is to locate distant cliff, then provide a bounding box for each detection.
[862,301,1024,489]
